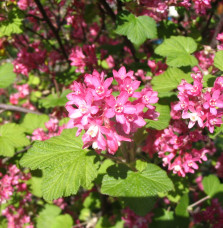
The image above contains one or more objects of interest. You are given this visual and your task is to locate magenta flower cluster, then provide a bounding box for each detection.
[13,41,48,76]
[173,72,223,133]
[152,120,216,177]
[65,67,159,154]
[0,162,33,228]
[194,198,223,227]
[32,117,67,141]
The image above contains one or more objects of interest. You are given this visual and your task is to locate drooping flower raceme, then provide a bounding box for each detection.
[143,120,216,177]
[65,67,159,154]
[173,73,223,133]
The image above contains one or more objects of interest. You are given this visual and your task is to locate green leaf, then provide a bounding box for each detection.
[37,205,61,228]
[146,103,171,130]
[0,63,16,88]
[0,123,30,157]
[116,11,157,45]
[0,8,23,37]
[51,214,73,228]
[151,209,175,228]
[30,175,43,198]
[79,208,91,221]
[159,174,189,203]
[21,113,49,134]
[20,128,99,200]
[203,74,217,88]
[83,192,101,210]
[28,75,40,85]
[151,68,193,92]
[175,193,189,217]
[202,175,223,197]
[39,89,70,108]
[135,160,148,172]
[37,206,73,228]
[214,51,223,71]
[101,164,173,197]
[155,36,198,67]
[122,197,156,216]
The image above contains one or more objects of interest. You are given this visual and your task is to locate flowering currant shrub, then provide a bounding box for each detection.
[1,0,223,227]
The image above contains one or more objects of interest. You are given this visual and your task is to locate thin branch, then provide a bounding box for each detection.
[100,152,137,171]
[2,145,31,164]
[99,0,116,22]
[187,195,210,211]
[26,13,44,21]
[210,13,223,48]
[100,153,125,163]
[0,104,42,115]
[23,26,59,51]
[33,0,69,62]
[99,0,139,62]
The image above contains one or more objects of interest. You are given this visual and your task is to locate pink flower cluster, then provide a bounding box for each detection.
[173,73,223,133]
[69,45,97,73]
[122,208,153,228]
[17,0,34,10]
[139,0,211,21]
[32,117,67,141]
[194,198,223,227]
[148,59,167,76]
[0,164,27,204]
[13,41,47,76]
[192,0,212,14]
[2,205,34,228]
[0,162,33,228]
[9,84,30,105]
[66,67,159,154]
[215,153,223,178]
[217,32,223,51]
[144,120,216,177]
[194,46,215,74]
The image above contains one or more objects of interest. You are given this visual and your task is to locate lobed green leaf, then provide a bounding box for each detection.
[0,123,30,157]
[214,51,223,71]
[101,163,174,197]
[155,36,198,67]
[20,128,100,200]
[116,11,157,45]
[0,63,16,88]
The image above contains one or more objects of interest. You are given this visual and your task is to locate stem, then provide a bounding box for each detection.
[99,0,139,62]
[210,13,223,48]
[0,104,42,115]
[33,0,69,62]
[129,141,135,162]
[187,195,210,211]
[51,73,60,97]
[2,146,31,164]
[99,0,116,22]
[100,153,125,164]
[100,152,137,171]
[197,64,204,75]
[24,26,59,51]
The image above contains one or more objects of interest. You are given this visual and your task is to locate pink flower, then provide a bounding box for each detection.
[112,66,134,83]
[140,88,159,109]
[182,106,204,128]
[69,46,86,73]
[84,70,113,100]
[123,103,146,134]
[105,92,136,126]
[217,33,223,42]
[66,91,98,126]
[203,90,223,115]
[82,123,108,152]
[118,77,141,97]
